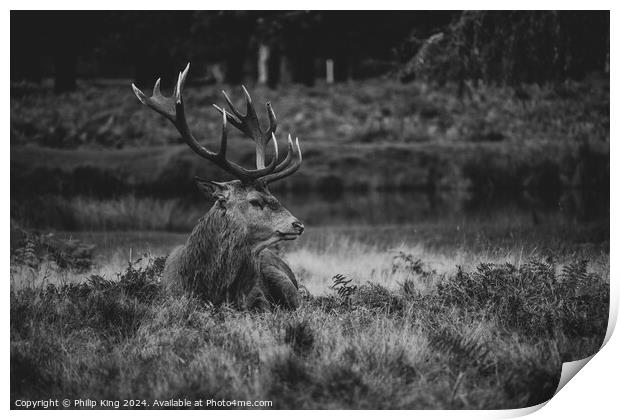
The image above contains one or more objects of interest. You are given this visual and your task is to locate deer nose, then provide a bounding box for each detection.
[292,220,305,234]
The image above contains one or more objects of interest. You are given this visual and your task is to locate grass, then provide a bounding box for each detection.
[10,225,609,409]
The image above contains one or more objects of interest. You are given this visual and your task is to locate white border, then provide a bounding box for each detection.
[5,3,617,419]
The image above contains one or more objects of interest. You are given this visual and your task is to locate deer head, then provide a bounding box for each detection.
[132,63,304,252]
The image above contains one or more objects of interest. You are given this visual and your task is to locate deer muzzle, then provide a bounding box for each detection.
[277,220,304,240]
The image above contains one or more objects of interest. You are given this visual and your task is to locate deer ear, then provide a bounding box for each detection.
[194,177,229,202]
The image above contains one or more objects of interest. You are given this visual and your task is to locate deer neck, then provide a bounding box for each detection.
[181,206,260,305]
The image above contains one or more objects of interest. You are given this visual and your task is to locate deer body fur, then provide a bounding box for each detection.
[162,206,299,310]
[133,63,304,311]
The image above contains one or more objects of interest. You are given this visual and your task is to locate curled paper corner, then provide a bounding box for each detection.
[554,355,594,396]
[553,307,616,397]
[500,302,618,418]
[498,401,548,418]
[499,357,596,418]
[602,291,618,348]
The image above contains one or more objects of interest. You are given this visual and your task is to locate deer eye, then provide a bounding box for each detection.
[249,198,264,209]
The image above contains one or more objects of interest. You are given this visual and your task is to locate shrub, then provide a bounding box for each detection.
[87,255,166,304]
[10,224,94,272]
[11,255,166,341]
[436,259,609,338]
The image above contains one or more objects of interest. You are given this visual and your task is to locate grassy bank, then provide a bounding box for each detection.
[10,223,609,409]
[11,77,609,195]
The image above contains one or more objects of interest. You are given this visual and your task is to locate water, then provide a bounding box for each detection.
[11,189,609,232]
[279,189,608,227]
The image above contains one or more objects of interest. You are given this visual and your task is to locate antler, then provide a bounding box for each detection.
[131,63,278,184]
[213,86,276,169]
[213,87,302,184]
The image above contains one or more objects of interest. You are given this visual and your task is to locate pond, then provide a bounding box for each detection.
[11,188,609,229]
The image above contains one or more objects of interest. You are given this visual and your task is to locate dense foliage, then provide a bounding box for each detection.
[401,11,609,85]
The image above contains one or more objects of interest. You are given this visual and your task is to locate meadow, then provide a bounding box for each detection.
[10,192,609,409]
[10,75,609,409]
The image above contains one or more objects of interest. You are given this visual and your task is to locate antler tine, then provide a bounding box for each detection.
[153,78,162,96]
[274,134,295,172]
[132,63,279,183]
[260,136,302,184]
[212,104,238,128]
[219,91,243,123]
[218,110,228,158]
[266,102,277,137]
[173,63,190,101]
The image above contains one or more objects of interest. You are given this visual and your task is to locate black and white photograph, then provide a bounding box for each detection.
[9,9,611,411]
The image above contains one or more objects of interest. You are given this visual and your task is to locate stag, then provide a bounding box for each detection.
[132,63,304,311]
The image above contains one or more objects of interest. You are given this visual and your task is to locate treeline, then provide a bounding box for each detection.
[11,11,608,92]
[401,11,610,85]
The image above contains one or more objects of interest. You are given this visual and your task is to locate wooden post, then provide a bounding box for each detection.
[326,59,334,84]
[258,44,270,85]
